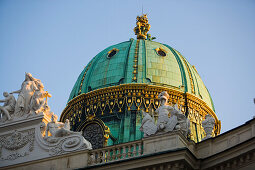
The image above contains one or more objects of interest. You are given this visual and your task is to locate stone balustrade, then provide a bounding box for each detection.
[88,140,143,165]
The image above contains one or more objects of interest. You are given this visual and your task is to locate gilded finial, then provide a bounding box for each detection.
[134,14,151,39]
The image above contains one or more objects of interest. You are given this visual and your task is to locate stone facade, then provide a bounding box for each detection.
[0,113,91,169]
[1,117,255,170]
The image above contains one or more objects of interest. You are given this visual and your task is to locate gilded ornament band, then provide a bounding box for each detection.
[60,84,221,136]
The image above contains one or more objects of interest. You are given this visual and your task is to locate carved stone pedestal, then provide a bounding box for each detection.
[143,130,195,155]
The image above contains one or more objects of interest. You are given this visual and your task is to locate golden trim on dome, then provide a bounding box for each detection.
[132,40,140,82]
[192,65,198,73]
[87,114,95,121]
[78,62,93,95]
[175,50,195,94]
[61,84,221,142]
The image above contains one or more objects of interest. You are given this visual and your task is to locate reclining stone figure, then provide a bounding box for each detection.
[45,114,80,143]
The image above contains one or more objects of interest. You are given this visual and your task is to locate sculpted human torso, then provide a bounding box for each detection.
[155,96,173,129]
[4,95,16,109]
[140,91,190,136]
[47,122,60,136]
[12,73,38,116]
[22,81,35,92]
[45,116,74,140]
[30,86,49,113]
[17,81,37,114]
[0,92,16,121]
[156,105,173,121]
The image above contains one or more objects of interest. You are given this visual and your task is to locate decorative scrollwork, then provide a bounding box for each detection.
[62,137,80,149]
[0,129,35,160]
[0,129,34,151]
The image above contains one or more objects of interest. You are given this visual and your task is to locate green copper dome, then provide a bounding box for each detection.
[62,15,220,146]
[68,39,215,111]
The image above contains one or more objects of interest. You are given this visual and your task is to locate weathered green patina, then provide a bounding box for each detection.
[68,39,214,111]
[65,39,218,146]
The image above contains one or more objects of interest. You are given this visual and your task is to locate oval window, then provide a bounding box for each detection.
[155,48,167,57]
[107,48,119,59]
[158,49,166,56]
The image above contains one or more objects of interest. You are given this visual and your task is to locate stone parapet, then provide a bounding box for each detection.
[196,118,255,159]
[1,117,255,170]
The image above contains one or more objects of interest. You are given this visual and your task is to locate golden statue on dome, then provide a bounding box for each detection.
[134,14,151,39]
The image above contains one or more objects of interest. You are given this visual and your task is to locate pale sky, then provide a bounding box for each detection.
[0,0,255,133]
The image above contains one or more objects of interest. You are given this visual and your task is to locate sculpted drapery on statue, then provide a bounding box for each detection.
[140,111,157,137]
[156,91,177,132]
[30,82,51,114]
[140,91,190,138]
[0,73,52,123]
[0,73,92,165]
[11,73,39,117]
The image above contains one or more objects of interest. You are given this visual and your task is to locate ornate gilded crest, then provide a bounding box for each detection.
[134,14,151,39]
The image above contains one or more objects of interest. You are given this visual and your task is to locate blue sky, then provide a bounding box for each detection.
[0,0,254,133]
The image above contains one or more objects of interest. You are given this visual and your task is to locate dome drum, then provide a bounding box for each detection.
[60,83,220,146]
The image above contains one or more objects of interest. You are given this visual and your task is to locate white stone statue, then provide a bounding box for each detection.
[30,82,51,114]
[174,104,190,137]
[155,91,177,132]
[0,73,92,166]
[202,114,215,140]
[140,111,157,137]
[11,73,40,117]
[140,91,191,138]
[0,92,16,122]
[9,72,52,118]
[45,114,80,143]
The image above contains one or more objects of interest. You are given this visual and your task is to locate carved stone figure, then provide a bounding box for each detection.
[173,104,190,137]
[45,115,80,143]
[155,91,177,132]
[140,91,191,138]
[0,92,16,122]
[8,72,52,118]
[140,111,157,137]
[30,82,51,114]
[11,73,39,117]
[202,114,215,140]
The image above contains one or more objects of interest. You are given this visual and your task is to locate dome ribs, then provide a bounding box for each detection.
[132,40,140,82]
